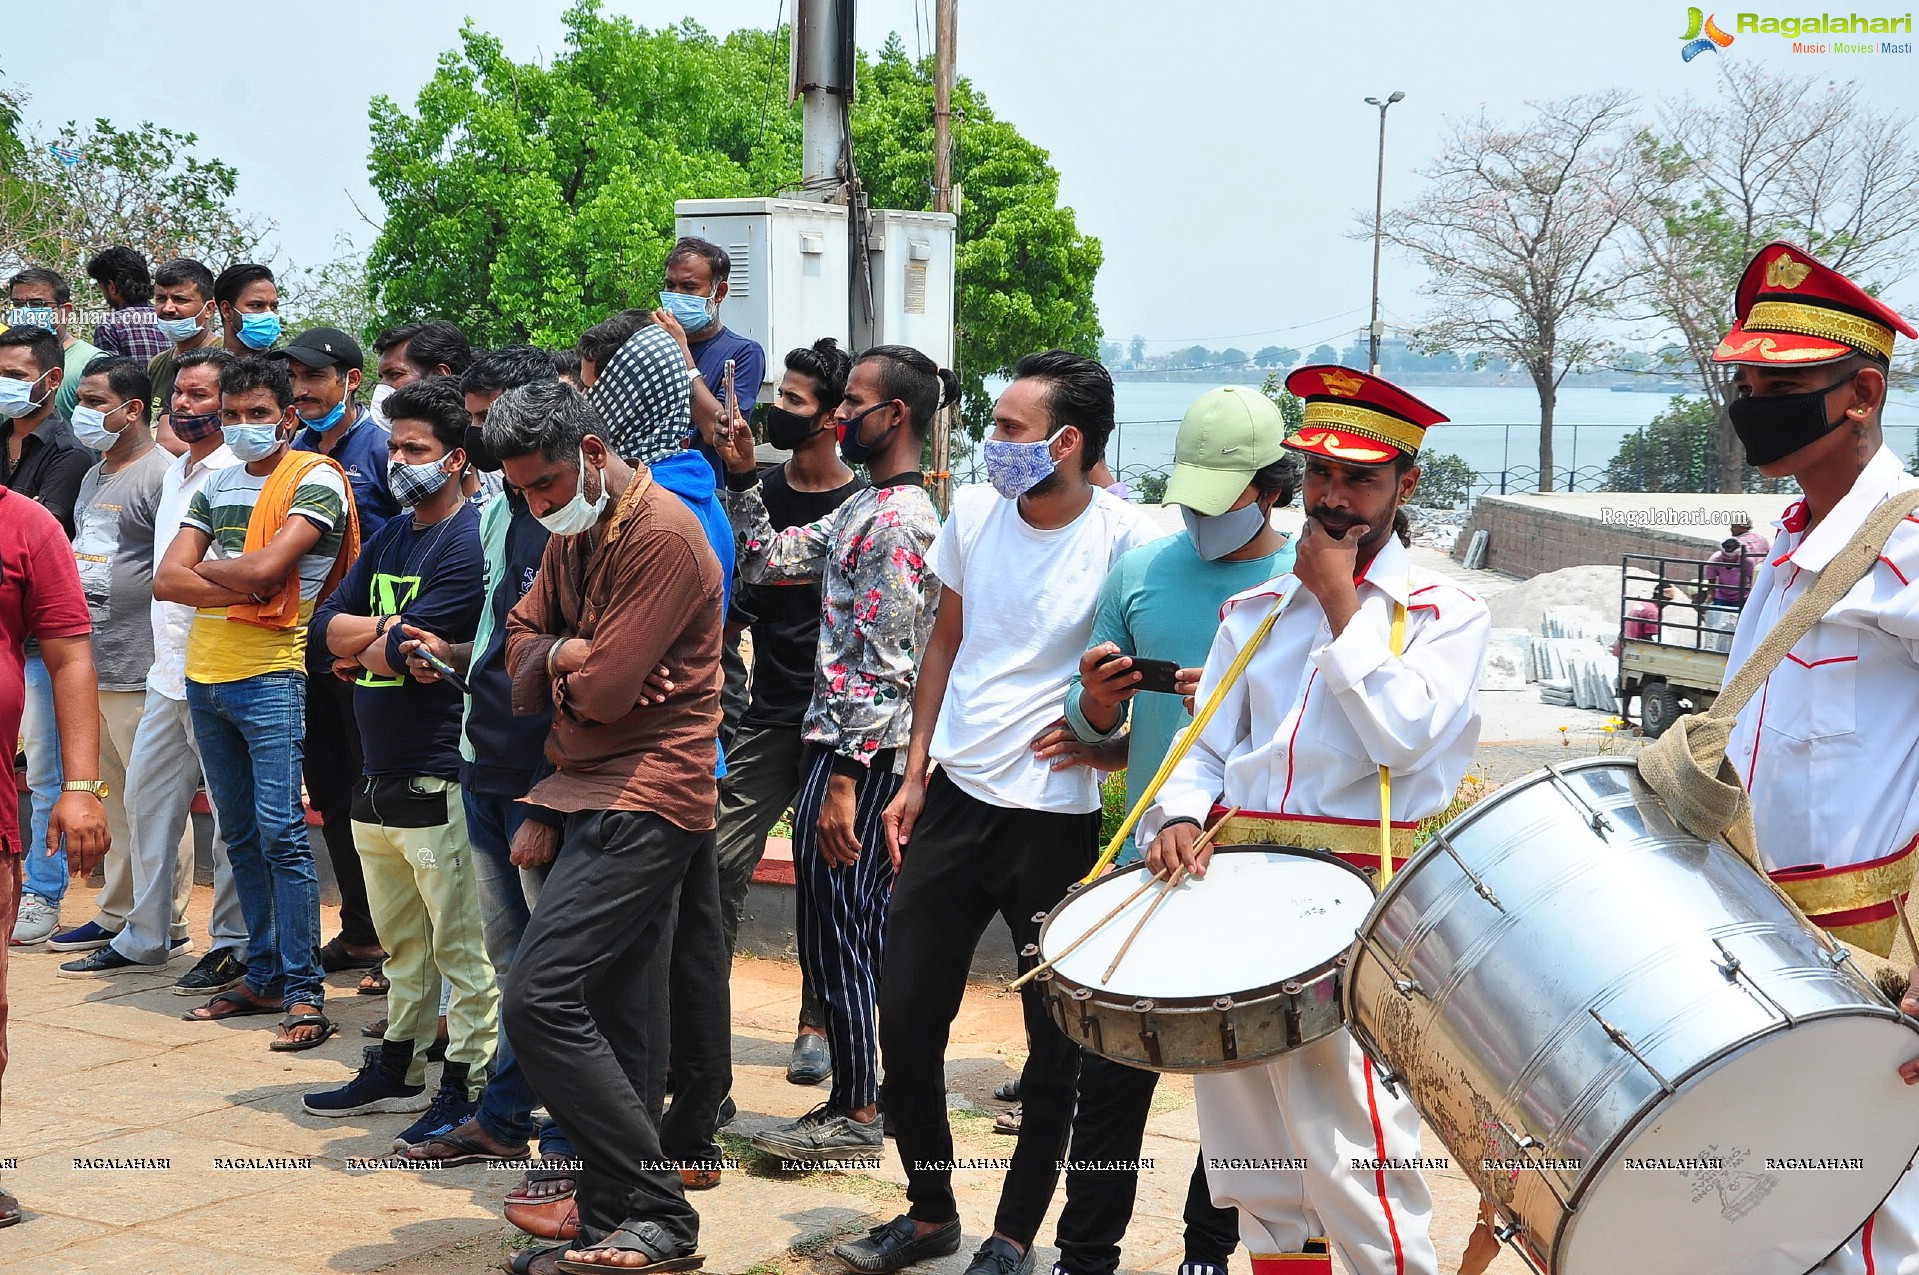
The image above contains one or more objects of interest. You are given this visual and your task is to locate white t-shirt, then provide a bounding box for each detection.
[147,444,239,701]
[929,482,1165,813]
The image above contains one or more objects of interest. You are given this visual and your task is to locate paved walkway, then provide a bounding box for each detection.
[2,892,1524,1275]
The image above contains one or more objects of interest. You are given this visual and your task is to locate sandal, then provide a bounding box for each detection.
[557,1221,703,1274]
[357,961,389,996]
[182,988,282,1022]
[506,1195,580,1241]
[319,935,385,973]
[269,1010,338,1052]
[993,1104,1022,1136]
[403,1119,529,1166]
[503,1243,570,1275]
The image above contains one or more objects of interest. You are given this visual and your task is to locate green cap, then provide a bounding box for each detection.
[1161,386,1287,516]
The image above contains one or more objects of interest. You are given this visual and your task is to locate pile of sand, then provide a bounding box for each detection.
[1486,565,1630,633]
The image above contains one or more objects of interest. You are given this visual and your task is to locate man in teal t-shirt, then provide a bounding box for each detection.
[1050,384,1298,1275]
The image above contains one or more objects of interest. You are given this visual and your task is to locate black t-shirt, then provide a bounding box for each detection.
[741,464,866,729]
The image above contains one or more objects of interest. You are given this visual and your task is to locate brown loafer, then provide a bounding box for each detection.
[679,1168,722,1191]
[0,1186,21,1228]
[505,1195,580,1241]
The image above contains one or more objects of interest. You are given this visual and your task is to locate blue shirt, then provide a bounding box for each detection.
[689,325,766,488]
[1064,530,1295,861]
[461,490,553,795]
[295,408,399,541]
[650,449,735,777]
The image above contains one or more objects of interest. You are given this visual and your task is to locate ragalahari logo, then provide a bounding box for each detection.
[1681,7,1737,58]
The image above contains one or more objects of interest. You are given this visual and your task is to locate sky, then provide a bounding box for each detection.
[11,0,1919,356]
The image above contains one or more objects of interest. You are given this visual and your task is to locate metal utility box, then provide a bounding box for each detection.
[859,209,957,370]
[674,198,853,401]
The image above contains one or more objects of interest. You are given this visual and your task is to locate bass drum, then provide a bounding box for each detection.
[1344,757,1919,1275]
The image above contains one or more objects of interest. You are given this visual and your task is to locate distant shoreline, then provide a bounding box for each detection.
[1109,368,1698,392]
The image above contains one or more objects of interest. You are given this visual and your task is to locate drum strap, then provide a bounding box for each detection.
[1377,599,1408,884]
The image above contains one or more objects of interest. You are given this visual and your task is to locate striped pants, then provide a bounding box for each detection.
[791,745,901,1113]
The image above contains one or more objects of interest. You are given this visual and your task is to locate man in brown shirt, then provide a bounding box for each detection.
[492,378,723,1274]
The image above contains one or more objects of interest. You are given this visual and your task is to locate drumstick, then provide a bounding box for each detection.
[1101,808,1239,982]
[1898,895,1919,974]
[1005,872,1164,992]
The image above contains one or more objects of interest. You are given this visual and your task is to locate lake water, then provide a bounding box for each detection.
[1072,381,1919,492]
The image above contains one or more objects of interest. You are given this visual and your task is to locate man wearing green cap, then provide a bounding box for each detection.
[1042,385,1298,1275]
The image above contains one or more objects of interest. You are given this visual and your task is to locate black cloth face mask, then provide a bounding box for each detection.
[766,405,827,450]
[1728,369,1860,467]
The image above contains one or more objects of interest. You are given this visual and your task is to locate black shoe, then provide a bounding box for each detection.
[718,1096,738,1127]
[171,945,247,996]
[834,1215,961,1274]
[964,1237,1036,1275]
[788,1032,832,1085]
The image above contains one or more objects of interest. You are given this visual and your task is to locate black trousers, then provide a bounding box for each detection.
[660,830,733,1168]
[878,769,1098,1247]
[302,669,377,947]
[1057,1053,1239,1275]
[506,809,701,1249]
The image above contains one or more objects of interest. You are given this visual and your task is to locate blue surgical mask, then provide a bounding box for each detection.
[0,373,48,420]
[154,309,205,342]
[223,422,285,462]
[71,401,131,451]
[298,398,347,431]
[1181,501,1269,561]
[983,427,1067,500]
[659,289,716,334]
[236,312,281,350]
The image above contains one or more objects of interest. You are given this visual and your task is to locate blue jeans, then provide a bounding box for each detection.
[20,652,65,904]
[467,786,569,1155]
[186,673,324,1010]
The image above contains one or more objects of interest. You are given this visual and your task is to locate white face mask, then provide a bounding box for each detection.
[535,448,610,536]
[71,401,132,451]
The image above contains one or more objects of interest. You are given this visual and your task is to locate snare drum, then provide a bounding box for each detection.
[1032,846,1374,1073]
[1345,757,1919,1275]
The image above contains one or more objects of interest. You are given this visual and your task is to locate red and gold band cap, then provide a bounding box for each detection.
[1281,365,1447,466]
[1713,241,1915,367]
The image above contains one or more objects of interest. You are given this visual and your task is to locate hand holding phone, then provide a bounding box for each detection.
[1098,650,1182,695]
[721,358,740,442]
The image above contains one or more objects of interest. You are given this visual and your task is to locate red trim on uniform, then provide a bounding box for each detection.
[1800,898,1902,930]
[1772,549,1794,567]
[1277,670,1318,815]
[1222,588,1286,623]
[1411,582,1481,604]
[1745,679,1770,789]
[1784,652,1859,668]
[1361,1059,1409,1275]
[1881,555,1911,586]
[1768,830,1919,883]
[1864,1213,1877,1275]
[1408,602,1441,619]
[1783,500,1809,533]
[1788,565,1801,589]
[1211,805,1419,830]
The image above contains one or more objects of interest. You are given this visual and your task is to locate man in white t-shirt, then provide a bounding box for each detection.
[838,352,1162,1275]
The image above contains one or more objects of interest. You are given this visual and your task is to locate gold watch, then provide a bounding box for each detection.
[61,779,109,799]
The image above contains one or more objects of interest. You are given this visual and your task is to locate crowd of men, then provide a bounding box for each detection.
[1,233,1918,1275]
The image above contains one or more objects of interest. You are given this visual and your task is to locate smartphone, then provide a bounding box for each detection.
[1099,652,1182,695]
[721,358,740,439]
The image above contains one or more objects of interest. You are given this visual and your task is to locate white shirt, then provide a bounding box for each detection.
[1726,446,1919,873]
[147,442,239,700]
[1145,534,1490,839]
[929,483,1164,813]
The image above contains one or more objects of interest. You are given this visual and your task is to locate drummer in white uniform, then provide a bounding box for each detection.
[1144,366,1490,1275]
[1711,241,1919,1275]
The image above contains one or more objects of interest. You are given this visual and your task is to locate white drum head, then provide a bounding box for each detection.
[1559,1014,1919,1275]
[1041,849,1371,999]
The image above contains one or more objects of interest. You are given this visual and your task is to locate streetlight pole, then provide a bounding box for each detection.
[1365,90,1404,376]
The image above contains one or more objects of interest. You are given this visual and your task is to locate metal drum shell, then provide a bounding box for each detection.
[1343,757,1919,1275]
[1035,846,1373,1074]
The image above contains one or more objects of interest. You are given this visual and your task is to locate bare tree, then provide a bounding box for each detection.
[1627,64,1919,491]
[1380,91,1641,492]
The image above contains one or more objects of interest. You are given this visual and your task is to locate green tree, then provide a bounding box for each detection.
[1217,346,1249,368]
[1309,343,1338,365]
[1259,370,1305,432]
[1128,334,1145,365]
[364,6,1101,436]
[1602,394,1715,493]
[1410,451,1478,508]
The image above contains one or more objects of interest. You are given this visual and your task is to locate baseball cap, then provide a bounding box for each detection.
[1162,386,1287,516]
[269,326,365,372]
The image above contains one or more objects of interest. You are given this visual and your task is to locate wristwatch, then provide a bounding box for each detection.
[62,779,109,799]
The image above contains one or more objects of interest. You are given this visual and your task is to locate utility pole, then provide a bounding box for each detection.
[1365,90,1404,376]
[930,0,958,514]
[793,0,855,199]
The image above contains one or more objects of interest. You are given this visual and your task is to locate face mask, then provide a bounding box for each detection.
[837,401,899,466]
[1181,501,1269,561]
[71,401,131,451]
[298,398,347,431]
[223,422,285,462]
[535,448,610,536]
[983,426,1067,500]
[0,373,48,419]
[389,456,454,508]
[8,306,56,332]
[767,405,826,451]
[369,382,396,426]
[235,312,281,350]
[659,289,716,334]
[1728,371,1859,468]
[171,407,224,444]
[154,307,206,342]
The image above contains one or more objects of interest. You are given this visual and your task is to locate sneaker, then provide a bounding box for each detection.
[834,1216,962,1275]
[393,1082,478,1152]
[753,1103,883,1161]
[964,1237,1036,1275]
[67,937,193,975]
[9,896,58,947]
[46,920,119,952]
[172,946,248,996]
[302,1043,428,1117]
